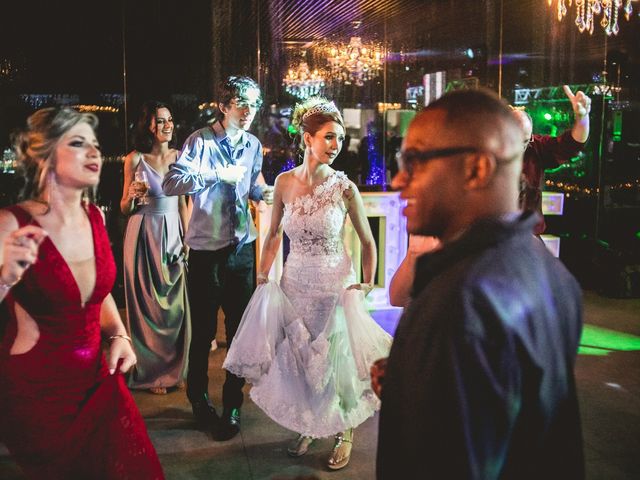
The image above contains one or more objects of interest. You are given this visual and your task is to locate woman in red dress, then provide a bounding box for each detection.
[0,107,165,479]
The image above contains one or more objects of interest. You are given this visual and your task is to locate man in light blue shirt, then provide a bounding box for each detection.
[163,75,273,441]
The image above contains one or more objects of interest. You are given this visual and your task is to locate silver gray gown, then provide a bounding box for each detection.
[123,157,190,389]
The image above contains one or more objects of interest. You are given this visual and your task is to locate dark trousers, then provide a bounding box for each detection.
[186,242,255,409]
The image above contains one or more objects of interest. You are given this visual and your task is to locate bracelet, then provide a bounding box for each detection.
[0,267,21,292]
[256,272,268,281]
[108,334,133,346]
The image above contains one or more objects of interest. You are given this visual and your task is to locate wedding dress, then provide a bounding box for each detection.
[224,171,392,437]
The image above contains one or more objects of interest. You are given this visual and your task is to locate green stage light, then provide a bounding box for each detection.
[579,324,640,356]
[613,111,623,142]
[544,113,552,121]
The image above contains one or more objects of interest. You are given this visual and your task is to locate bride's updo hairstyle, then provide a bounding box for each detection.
[291,96,345,151]
[14,107,99,201]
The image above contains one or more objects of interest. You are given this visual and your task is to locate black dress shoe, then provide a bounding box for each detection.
[191,394,219,432]
[213,407,240,441]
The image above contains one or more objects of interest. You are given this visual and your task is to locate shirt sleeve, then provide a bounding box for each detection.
[532,130,585,170]
[248,142,265,201]
[162,132,219,196]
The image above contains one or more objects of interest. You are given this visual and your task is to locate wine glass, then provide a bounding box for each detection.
[133,170,150,205]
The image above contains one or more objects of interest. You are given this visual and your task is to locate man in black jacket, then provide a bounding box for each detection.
[373,88,584,479]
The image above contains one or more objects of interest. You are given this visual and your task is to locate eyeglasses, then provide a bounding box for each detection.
[230,98,262,110]
[396,147,480,177]
[397,146,521,180]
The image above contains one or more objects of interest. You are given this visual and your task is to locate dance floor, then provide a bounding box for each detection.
[0,290,638,479]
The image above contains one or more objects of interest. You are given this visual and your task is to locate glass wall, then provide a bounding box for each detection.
[1,0,639,294]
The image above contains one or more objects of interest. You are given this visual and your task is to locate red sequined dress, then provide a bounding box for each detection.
[0,204,164,479]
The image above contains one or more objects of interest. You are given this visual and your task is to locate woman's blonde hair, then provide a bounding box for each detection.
[14,107,99,201]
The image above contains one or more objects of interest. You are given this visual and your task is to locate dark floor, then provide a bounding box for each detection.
[1,289,639,479]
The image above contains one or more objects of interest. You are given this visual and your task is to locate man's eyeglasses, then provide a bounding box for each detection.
[396,147,480,176]
[396,146,520,179]
[230,98,262,110]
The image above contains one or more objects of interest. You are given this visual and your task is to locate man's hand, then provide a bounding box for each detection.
[371,357,388,399]
[217,164,247,185]
[563,85,591,120]
[261,185,275,205]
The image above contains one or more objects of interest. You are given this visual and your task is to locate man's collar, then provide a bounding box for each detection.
[211,120,251,148]
[413,211,540,291]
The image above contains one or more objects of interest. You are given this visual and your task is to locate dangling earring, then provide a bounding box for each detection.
[81,188,90,206]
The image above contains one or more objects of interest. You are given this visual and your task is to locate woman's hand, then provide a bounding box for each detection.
[127,180,148,201]
[346,282,374,296]
[107,336,137,375]
[1,225,48,286]
[256,271,269,285]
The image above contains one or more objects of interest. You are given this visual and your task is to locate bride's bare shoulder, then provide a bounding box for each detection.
[274,168,299,189]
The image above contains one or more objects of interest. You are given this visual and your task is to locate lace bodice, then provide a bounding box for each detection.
[282,171,351,258]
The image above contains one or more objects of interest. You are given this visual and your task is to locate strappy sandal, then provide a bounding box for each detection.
[327,429,353,470]
[149,387,167,395]
[287,434,314,457]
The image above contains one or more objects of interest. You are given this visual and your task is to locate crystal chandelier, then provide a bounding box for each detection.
[548,0,636,35]
[282,53,326,100]
[323,36,385,87]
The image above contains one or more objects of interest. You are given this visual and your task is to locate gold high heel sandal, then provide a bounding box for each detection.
[287,434,314,457]
[327,429,353,470]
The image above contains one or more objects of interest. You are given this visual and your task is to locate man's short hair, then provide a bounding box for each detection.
[426,88,513,126]
[421,88,522,157]
[216,76,262,121]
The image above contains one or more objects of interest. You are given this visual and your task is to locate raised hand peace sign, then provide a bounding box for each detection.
[563,85,591,120]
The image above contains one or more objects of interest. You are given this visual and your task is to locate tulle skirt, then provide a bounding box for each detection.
[224,281,392,438]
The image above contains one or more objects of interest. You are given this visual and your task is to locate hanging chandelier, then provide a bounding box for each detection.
[282,57,326,100]
[548,0,636,35]
[322,36,385,87]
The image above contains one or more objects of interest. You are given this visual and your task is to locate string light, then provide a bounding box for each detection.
[73,105,119,113]
[545,178,640,198]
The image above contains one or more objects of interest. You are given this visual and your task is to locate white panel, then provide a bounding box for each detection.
[542,191,565,215]
[540,234,561,258]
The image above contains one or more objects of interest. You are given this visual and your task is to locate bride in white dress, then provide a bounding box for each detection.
[224,97,392,470]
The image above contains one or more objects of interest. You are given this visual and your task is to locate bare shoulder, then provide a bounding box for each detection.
[123,150,142,169]
[274,169,301,204]
[274,169,296,189]
[0,207,18,233]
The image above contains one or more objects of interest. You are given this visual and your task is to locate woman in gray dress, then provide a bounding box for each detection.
[120,100,190,394]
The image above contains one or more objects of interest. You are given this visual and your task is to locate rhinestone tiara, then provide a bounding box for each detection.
[302,101,340,121]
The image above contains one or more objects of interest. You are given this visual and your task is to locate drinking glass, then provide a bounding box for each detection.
[134,170,150,205]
